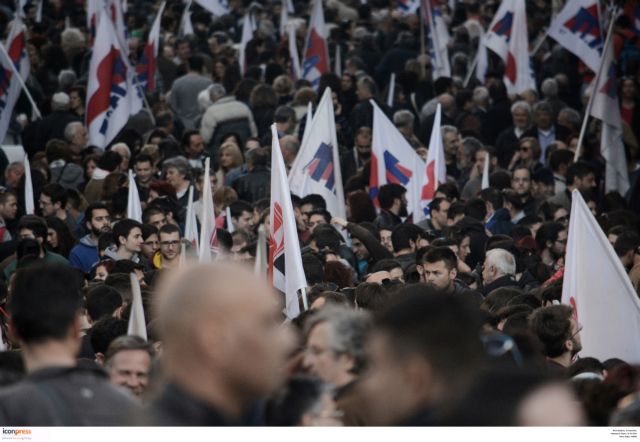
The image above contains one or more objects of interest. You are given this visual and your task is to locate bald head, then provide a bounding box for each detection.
[155,263,295,417]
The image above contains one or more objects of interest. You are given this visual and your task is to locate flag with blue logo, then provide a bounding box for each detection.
[86,9,143,148]
[0,17,29,144]
[484,0,536,94]
[370,100,427,223]
[301,0,329,88]
[421,0,450,79]
[289,87,346,220]
[548,0,603,73]
[589,26,629,194]
[397,0,419,14]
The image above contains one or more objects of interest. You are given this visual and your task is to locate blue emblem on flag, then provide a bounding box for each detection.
[383,151,412,185]
[492,12,513,42]
[305,142,335,192]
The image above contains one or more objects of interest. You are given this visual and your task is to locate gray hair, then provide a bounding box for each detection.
[558,108,580,129]
[64,121,84,141]
[280,136,300,156]
[393,110,414,128]
[473,86,489,103]
[461,136,484,158]
[441,125,459,139]
[163,156,191,180]
[541,78,559,98]
[304,305,372,374]
[208,83,226,101]
[510,100,532,118]
[533,101,553,115]
[51,92,70,111]
[485,249,516,277]
[58,69,77,92]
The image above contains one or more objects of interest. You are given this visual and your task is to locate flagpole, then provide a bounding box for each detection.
[529,27,549,56]
[574,7,618,163]
[463,51,479,87]
[0,42,42,119]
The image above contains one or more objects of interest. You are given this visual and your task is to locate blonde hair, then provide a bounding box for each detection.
[218,142,244,170]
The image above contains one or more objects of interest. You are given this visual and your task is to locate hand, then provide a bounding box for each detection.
[331,217,348,228]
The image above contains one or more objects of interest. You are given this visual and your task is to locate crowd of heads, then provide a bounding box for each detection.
[1,0,640,427]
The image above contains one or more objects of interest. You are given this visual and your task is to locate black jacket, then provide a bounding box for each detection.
[141,382,233,426]
[373,210,402,231]
[0,365,138,425]
[232,166,270,203]
[482,275,519,296]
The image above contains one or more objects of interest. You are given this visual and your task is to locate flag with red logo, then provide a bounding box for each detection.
[86,9,143,148]
[562,190,640,363]
[88,0,128,53]
[288,87,346,220]
[301,0,329,88]
[370,100,426,222]
[136,1,165,93]
[198,158,218,262]
[270,125,308,319]
[421,0,450,79]
[0,17,29,144]
[422,103,447,215]
[483,0,536,94]
[548,0,603,73]
[589,28,630,194]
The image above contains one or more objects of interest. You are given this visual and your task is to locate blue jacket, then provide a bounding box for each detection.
[69,235,99,273]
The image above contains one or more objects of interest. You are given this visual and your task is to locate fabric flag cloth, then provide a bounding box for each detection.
[397,0,419,14]
[254,224,267,277]
[126,170,142,222]
[239,13,255,74]
[180,1,195,36]
[269,125,308,319]
[180,185,199,266]
[588,27,630,195]
[193,0,229,16]
[300,101,313,148]
[421,103,447,217]
[548,0,603,73]
[287,25,302,80]
[0,17,29,144]
[127,273,148,341]
[198,158,217,263]
[483,0,536,95]
[88,0,128,54]
[370,100,426,222]
[86,10,143,148]
[561,190,640,363]
[386,73,396,108]
[136,1,165,92]
[421,0,451,79]
[481,152,490,190]
[476,33,489,84]
[225,206,235,233]
[280,0,288,38]
[301,0,329,88]
[23,154,34,215]
[289,87,346,220]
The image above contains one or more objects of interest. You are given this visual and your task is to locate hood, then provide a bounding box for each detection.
[79,234,97,247]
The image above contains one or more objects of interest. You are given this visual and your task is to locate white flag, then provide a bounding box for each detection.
[589,29,630,195]
[0,17,30,144]
[270,125,308,319]
[421,103,447,218]
[127,273,147,341]
[421,0,451,79]
[86,10,143,148]
[562,190,640,363]
[476,33,489,84]
[484,0,536,94]
[301,0,329,88]
[386,72,395,108]
[239,13,256,74]
[198,158,217,263]
[225,205,235,233]
[193,0,229,16]
[287,25,302,80]
[548,0,603,73]
[23,154,34,215]
[180,1,195,36]
[288,87,346,219]
[126,169,142,222]
[180,185,199,266]
[280,0,288,37]
[481,152,490,190]
[254,224,267,277]
[300,101,313,150]
[370,100,426,222]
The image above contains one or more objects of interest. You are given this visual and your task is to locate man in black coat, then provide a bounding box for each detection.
[0,264,138,425]
[232,147,270,203]
[481,248,520,296]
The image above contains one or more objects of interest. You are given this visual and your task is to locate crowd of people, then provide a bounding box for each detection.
[0,0,640,428]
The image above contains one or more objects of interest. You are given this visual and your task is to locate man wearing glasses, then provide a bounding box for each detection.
[529,304,582,373]
[152,224,182,270]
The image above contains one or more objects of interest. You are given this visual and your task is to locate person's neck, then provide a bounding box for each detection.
[333,372,356,389]
[177,180,190,193]
[549,353,572,368]
[117,247,134,260]
[162,256,179,268]
[21,340,77,373]
[540,249,555,267]
[56,209,67,220]
[431,218,443,231]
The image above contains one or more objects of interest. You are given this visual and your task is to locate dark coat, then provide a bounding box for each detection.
[232,166,270,203]
[482,275,519,296]
[0,365,138,425]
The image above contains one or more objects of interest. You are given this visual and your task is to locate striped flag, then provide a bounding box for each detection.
[0,17,29,143]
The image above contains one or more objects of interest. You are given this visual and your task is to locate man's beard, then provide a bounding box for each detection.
[399,204,408,218]
[91,226,111,237]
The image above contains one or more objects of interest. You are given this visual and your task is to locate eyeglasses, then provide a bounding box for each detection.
[160,240,180,247]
